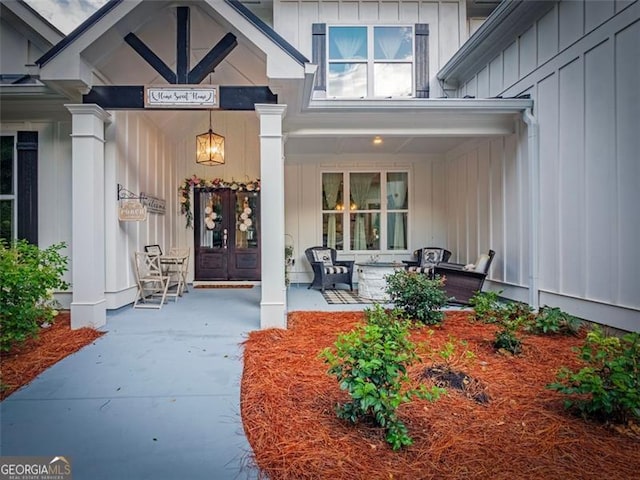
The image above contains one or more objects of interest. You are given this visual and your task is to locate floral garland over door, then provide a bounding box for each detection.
[179,175,260,229]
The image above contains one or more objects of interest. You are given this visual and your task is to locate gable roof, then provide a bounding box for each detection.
[36,0,308,68]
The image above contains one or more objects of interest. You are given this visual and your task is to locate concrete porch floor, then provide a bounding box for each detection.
[0,284,383,480]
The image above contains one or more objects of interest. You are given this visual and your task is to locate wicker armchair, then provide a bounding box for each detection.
[403,247,452,274]
[305,246,354,292]
[434,250,495,304]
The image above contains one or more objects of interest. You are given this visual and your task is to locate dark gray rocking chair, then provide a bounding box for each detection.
[434,250,496,304]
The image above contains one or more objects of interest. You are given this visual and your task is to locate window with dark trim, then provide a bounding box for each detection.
[0,135,16,243]
[312,23,429,99]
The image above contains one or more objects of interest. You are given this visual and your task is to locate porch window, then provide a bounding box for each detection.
[0,135,15,243]
[322,171,409,252]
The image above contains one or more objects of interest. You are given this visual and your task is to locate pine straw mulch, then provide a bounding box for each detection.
[241,311,640,480]
[0,311,104,400]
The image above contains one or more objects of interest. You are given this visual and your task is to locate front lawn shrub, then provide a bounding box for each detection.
[0,240,69,352]
[530,306,581,335]
[320,304,444,450]
[469,290,506,323]
[548,326,640,423]
[385,270,448,324]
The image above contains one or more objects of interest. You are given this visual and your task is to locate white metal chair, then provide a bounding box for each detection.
[133,252,170,309]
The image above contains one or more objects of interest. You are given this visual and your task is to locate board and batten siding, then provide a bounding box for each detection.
[452,0,639,329]
[103,111,180,309]
[274,0,466,97]
[284,154,447,283]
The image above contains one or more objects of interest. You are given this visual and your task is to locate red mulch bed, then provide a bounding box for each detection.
[241,311,640,480]
[0,311,104,400]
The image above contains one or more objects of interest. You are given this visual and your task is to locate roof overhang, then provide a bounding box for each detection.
[290,97,534,137]
[438,0,558,88]
[284,97,534,156]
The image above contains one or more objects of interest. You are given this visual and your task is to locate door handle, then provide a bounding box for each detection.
[223,228,228,248]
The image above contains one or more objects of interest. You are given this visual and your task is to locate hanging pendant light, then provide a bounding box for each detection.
[196,109,225,166]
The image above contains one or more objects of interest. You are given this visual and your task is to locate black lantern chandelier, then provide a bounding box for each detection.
[196,109,225,166]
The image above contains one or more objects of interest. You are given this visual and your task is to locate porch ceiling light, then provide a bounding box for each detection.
[373,136,383,145]
[196,110,225,166]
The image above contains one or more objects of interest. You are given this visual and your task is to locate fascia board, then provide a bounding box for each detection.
[305,97,533,114]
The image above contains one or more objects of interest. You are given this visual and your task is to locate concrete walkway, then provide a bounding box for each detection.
[1,288,263,480]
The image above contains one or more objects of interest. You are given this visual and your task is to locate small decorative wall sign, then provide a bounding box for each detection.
[117,183,147,221]
[141,193,166,215]
[144,85,218,108]
[119,200,147,221]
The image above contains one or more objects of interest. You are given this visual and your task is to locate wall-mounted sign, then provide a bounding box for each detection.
[141,193,166,215]
[144,85,218,108]
[119,200,147,222]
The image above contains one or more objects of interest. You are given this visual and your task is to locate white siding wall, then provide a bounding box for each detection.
[104,111,180,308]
[0,119,73,305]
[452,1,639,329]
[274,0,466,97]
[284,153,446,283]
[443,130,529,294]
[0,17,48,72]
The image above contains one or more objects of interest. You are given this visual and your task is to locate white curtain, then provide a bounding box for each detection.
[351,174,373,250]
[334,30,364,59]
[376,29,402,59]
[323,174,342,249]
[387,180,407,249]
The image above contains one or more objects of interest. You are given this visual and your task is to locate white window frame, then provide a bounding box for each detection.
[0,133,17,242]
[321,169,410,253]
[326,24,415,99]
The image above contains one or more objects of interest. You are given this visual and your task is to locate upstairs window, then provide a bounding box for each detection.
[313,24,429,99]
[327,26,414,98]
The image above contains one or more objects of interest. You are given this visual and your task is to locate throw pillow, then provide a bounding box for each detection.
[421,248,443,266]
[312,249,333,266]
[474,254,490,273]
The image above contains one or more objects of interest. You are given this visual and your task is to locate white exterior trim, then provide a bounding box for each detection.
[257,104,287,329]
[65,103,111,329]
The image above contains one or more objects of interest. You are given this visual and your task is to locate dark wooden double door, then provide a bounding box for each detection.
[194,188,260,281]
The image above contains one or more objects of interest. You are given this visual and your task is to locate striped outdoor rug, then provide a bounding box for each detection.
[321,289,374,304]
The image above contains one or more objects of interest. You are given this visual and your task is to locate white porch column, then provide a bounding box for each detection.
[256,104,287,329]
[65,104,111,329]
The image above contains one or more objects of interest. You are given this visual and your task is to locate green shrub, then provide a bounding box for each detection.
[385,270,448,324]
[0,240,69,352]
[547,326,640,423]
[430,335,476,371]
[530,305,581,335]
[469,290,506,323]
[492,302,534,355]
[320,304,444,450]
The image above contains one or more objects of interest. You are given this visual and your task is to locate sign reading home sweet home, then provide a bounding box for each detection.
[144,85,218,108]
